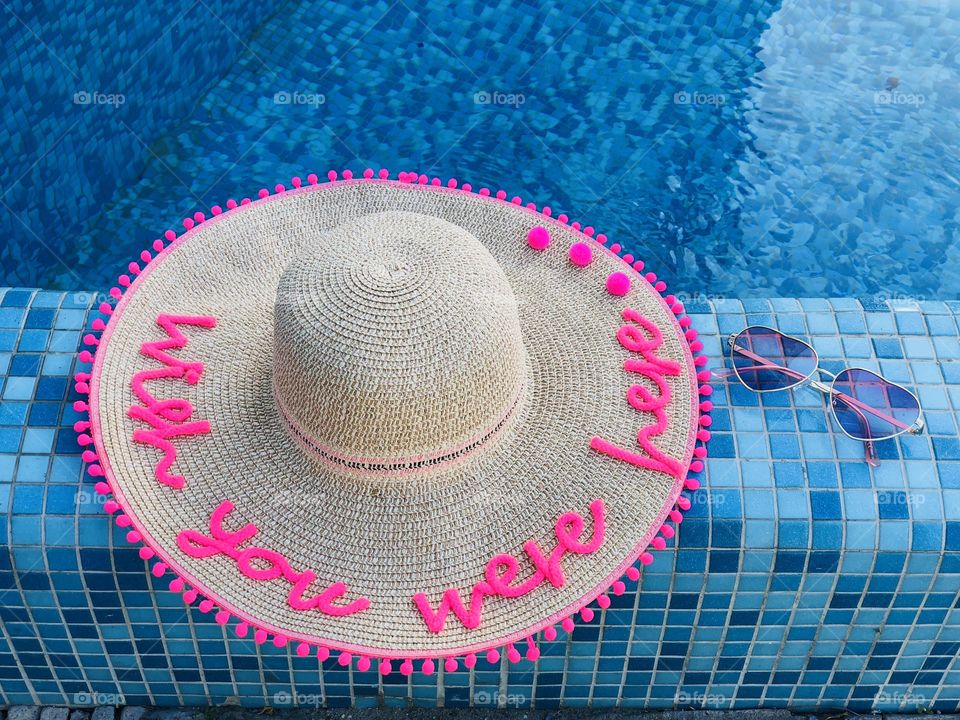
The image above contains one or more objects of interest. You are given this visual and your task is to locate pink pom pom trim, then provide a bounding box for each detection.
[75,166,708,676]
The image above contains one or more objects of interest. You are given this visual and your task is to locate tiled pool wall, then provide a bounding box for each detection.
[0,288,957,711]
[0,1,288,288]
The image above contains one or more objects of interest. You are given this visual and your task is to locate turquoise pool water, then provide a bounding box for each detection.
[2,0,959,299]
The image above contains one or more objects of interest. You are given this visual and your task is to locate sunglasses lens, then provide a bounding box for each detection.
[732,327,818,391]
[831,368,921,441]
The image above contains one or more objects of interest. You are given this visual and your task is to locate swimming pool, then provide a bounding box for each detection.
[2,0,958,299]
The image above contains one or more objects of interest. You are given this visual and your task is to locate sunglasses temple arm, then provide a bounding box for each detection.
[831,393,881,466]
[733,346,913,432]
[729,346,815,384]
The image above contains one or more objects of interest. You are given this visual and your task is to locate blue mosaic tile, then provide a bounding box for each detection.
[1,209,960,711]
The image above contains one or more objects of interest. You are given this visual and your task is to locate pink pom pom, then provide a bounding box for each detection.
[80,449,96,462]
[126,530,141,543]
[660,524,675,539]
[379,659,392,675]
[183,218,194,230]
[584,226,595,236]
[151,562,167,577]
[307,174,318,185]
[291,177,302,188]
[138,547,153,560]
[686,477,701,490]
[561,617,575,633]
[327,170,337,181]
[542,206,553,216]
[79,351,93,363]
[215,610,229,625]
[496,190,506,200]
[511,196,522,205]
[235,623,249,638]
[198,599,214,613]
[606,272,631,296]
[670,509,683,523]
[677,496,692,510]
[558,213,569,224]
[193,212,205,224]
[623,253,634,264]
[88,464,103,477]
[571,221,581,230]
[398,172,408,182]
[254,630,267,644]
[258,188,269,199]
[274,184,285,194]
[296,642,310,657]
[462,183,471,192]
[115,514,131,527]
[698,429,712,442]
[95,481,109,495]
[447,178,457,188]
[544,626,557,641]
[74,420,90,432]
[479,187,490,196]
[652,536,666,550]
[273,635,288,648]
[580,607,595,622]
[363,168,374,179]
[418,174,428,184]
[506,645,521,663]
[182,589,198,604]
[164,229,177,241]
[486,649,500,664]
[444,657,458,672]
[690,459,704,472]
[597,594,611,609]
[699,384,713,396]
[464,653,477,669]
[169,578,184,593]
[626,566,640,581]
[695,441,709,453]
[695,355,709,367]
[378,169,388,179]
[527,225,550,250]
[357,656,371,672]
[400,659,413,676]
[568,242,593,267]
[430,177,441,186]
[317,646,330,661]
[612,581,626,595]
[610,243,622,254]
[596,233,607,243]
[343,170,354,180]
[422,658,435,675]
[640,552,654,565]
[337,652,351,666]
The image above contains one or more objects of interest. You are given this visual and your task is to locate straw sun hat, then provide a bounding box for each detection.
[75,168,711,675]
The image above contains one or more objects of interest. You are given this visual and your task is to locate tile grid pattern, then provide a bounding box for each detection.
[0,289,958,711]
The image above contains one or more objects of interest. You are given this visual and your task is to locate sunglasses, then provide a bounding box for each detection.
[724,326,924,467]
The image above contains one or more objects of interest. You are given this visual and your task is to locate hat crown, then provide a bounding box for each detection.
[272,211,526,471]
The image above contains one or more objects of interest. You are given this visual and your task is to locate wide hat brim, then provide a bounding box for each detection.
[79,170,710,670]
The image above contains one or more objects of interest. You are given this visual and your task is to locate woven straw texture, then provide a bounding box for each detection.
[91,181,698,656]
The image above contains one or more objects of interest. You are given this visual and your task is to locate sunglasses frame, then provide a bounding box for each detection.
[726,326,924,465]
